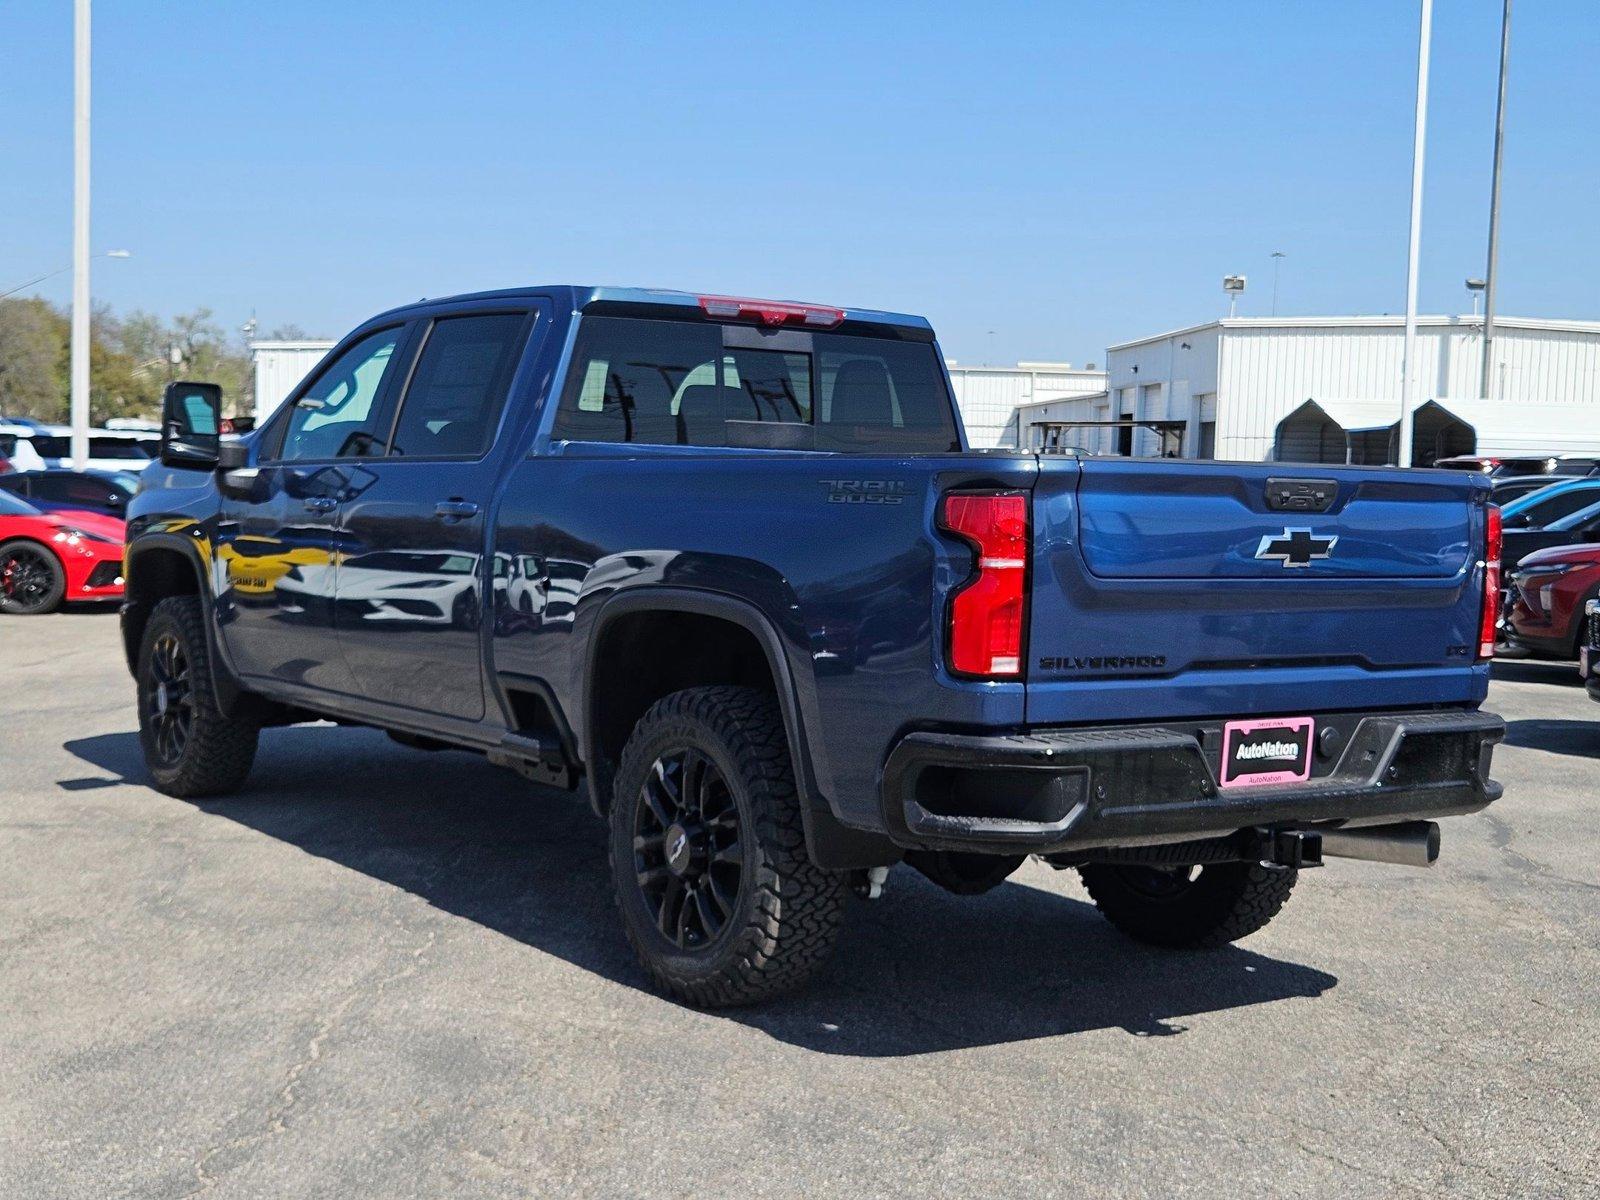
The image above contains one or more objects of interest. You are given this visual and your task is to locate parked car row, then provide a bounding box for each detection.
[1491,473,1600,665]
[0,421,160,474]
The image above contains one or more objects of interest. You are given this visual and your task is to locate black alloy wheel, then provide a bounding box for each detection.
[608,685,846,1007]
[633,748,744,950]
[135,595,259,797]
[0,541,66,615]
[141,632,195,768]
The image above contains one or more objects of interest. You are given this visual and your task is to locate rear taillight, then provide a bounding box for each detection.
[697,294,845,329]
[940,491,1028,678]
[1479,504,1503,660]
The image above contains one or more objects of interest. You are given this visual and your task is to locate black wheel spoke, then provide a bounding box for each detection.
[641,776,674,829]
[693,886,720,938]
[637,864,670,889]
[633,746,742,951]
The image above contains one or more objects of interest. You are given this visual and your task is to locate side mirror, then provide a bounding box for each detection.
[161,380,223,468]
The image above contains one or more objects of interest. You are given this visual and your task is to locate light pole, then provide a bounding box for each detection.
[1223,274,1246,319]
[1466,277,1486,318]
[1396,0,1433,469]
[0,250,129,302]
[1270,251,1286,316]
[1481,0,1512,398]
[71,0,91,469]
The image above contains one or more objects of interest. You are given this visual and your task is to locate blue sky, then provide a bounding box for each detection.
[4,1,1597,366]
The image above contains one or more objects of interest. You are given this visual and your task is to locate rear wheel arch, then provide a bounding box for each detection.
[583,590,809,814]
[582,588,900,870]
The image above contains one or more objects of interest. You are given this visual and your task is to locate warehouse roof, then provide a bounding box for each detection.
[1108,314,1600,353]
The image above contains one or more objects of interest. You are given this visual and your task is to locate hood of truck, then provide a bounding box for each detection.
[1024,458,1491,726]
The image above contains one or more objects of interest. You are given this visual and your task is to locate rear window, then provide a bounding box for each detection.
[551,316,959,453]
[88,437,156,460]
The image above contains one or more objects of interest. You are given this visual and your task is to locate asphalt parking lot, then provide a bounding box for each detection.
[3,613,1597,1199]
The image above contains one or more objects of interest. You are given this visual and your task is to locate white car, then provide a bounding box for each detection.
[279,549,486,627]
[1,424,160,474]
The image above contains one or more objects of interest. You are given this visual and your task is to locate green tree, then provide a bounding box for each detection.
[0,298,257,425]
[0,298,68,420]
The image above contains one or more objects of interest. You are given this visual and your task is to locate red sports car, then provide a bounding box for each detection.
[0,488,125,614]
[1504,542,1600,659]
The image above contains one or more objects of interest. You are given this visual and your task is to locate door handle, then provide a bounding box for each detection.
[303,496,337,513]
[435,499,480,520]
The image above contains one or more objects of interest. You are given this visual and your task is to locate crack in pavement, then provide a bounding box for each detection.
[177,924,438,1197]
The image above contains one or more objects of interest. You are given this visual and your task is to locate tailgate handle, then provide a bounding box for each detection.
[1265,477,1337,513]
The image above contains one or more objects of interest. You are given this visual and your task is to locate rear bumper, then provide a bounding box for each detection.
[880,708,1504,855]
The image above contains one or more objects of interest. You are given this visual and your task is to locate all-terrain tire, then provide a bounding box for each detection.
[136,595,259,798]
[609,685,846,1007]
[1078,861,1297,949]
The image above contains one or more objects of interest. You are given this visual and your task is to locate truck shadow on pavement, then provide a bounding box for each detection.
[66,726,1337,1058]
[1502,719,1600,760]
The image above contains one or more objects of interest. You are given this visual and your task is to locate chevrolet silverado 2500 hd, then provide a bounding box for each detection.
[124,287,1505,1006]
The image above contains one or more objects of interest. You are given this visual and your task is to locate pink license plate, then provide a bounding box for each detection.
[1220,716,1315,788]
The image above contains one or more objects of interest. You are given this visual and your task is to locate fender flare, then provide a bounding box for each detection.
[582,586,897,870]
[124,533,246,716]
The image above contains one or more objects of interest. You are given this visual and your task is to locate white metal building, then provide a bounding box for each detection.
[1020,315,1600,463]
[251,340,334,423]
[945,362,1107,449]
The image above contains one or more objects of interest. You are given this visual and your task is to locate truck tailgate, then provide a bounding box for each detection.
[1025,458,1491,725]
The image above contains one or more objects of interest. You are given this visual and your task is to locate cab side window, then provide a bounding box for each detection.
[271,328,405,462]
[387,313,528,459]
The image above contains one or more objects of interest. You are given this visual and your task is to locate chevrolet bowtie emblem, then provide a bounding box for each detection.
[1256,527,1338,567]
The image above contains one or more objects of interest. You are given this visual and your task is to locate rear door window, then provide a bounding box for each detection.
[551,316,958,453]
[816,336,960,453]
[387,313,529,459]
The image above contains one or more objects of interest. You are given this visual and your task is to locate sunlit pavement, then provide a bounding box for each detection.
[2,614,1596,1198]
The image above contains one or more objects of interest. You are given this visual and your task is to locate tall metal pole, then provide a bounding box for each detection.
[70,0,91,468]
[1271,251,1286,316]
[1481,0,1511,399]
[1397,0,1433,469]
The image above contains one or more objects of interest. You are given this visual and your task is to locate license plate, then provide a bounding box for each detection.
[1220,716,1315,788]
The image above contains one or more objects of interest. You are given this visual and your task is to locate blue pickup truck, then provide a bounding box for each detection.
[124,286,1505,1006]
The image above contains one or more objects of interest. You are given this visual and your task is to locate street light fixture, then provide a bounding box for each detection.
[1466,277,1486,318]
[0,249,131,301]
[1223,274,1246,318]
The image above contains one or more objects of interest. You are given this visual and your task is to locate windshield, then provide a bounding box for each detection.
[0,490,42,517]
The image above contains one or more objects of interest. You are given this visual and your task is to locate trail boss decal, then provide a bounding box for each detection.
[820,479,908,505]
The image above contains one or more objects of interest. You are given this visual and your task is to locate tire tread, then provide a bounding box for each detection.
[610,685,845,1007]
[138,595,258,797]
